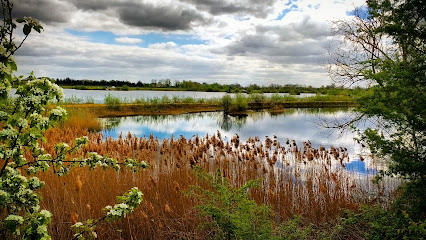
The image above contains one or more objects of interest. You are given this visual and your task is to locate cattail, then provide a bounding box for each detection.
[173,181,181,192]
[75,175,83,192]
[150,176,158,186]
[140,210,148,220]
[319,184,327,194]
[70,212,78,224]
[148,202,154,213]
[165,204,172,214]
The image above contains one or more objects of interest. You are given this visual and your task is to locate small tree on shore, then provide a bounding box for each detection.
[329,0,425,218]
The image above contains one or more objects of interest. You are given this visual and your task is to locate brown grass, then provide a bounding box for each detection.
[61,103,222,118]
[34,112,392,239]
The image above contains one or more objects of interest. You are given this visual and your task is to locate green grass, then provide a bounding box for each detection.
[60,93,356,115]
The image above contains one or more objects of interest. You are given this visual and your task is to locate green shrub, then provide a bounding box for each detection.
[186,168,272,240]
[221,94,232,113]
[233,93,248,111]
[249,93,266,105]
[275,216,316,240]
[332,205,426,240]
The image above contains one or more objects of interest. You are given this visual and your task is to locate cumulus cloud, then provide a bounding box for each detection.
[67,0,209,31]
[12,0,75,24]
[12,0,366,87]
[148,42,178,49]
[115,37,143,44]
[116,2,206,31]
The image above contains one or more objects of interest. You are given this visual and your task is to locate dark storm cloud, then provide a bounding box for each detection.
[116,3,206,31]
[68,0,207,31]
[180,0,277,18]
[68,0,110,11]
[12,0,74,23]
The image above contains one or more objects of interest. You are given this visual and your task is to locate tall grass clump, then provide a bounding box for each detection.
[182,96,196,103]
[104,93,122,110]
[161,95,171,104]
[63,95,95,104]
[233,93,248,111]
[61,108,102,132]
[269,93,297,102]
[249,93,267,105]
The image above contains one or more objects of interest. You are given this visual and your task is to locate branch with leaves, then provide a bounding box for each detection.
[0,1,148,239]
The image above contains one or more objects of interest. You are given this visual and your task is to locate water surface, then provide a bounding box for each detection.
[100,108,381,174]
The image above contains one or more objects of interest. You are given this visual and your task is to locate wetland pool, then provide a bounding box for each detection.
[100,108,382,175]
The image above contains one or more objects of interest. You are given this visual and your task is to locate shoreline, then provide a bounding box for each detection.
[61,101,356,118]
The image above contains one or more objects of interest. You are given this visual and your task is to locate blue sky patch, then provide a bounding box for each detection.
[346,5,370,20]
[66,29,116,44]
[276,4,299,20]
[139,33,206,47]
[285,0,298,6]
[66,29,206,47]
[345,160,377,175]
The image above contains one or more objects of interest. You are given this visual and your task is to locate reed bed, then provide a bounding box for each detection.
[35,116,397,239]
[60,93,355,118]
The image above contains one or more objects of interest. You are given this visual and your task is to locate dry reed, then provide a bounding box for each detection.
[33,113,396,239]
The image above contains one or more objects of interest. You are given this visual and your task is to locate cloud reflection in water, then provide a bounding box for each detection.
[100,108,376,174]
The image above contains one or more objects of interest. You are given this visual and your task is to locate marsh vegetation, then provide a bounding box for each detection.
[36,111,398,239]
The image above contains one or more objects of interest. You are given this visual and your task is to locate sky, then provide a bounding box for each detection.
[13,0,365,87]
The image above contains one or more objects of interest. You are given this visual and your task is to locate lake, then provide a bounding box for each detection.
[100,108,384,175]
[61,89,316,103]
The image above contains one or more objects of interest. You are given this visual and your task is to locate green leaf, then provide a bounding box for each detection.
[23,24,31,35]
[34,25,43,33]
[16,18,25,23]
[8,60,17,71]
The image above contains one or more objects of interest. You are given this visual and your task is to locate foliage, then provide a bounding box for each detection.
[330,0,425,219]
[55,77,369,95]
[274,216,317,240]
[332,205,426,240]
[233,94,248,112]
[186,168,272,240]
[221,94,232,114]
[104,93,122,110]
[62,95,95,104]
[249,93,266,105]
[71,187,143,240]
[0,1,147,238]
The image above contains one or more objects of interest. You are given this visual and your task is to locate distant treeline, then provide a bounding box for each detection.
[54,78,365,95]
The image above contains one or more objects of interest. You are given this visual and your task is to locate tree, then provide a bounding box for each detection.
[329,0,425,218]
[0,1,147,239]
